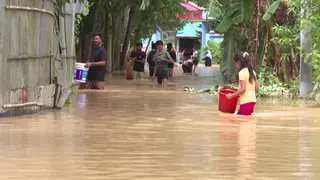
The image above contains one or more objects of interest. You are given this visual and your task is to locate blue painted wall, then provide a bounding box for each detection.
[176,22,202,37]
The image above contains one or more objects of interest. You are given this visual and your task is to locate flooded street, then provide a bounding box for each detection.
[1,65,320,179]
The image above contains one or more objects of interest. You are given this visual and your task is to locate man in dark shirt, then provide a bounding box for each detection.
[147,42,157,76]
[85,34,107,89]
[167,42,176,77]
[130,42,146,79]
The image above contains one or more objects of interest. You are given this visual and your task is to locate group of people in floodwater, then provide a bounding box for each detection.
[129,40,213,85]
[82,34,259,116]
[129,41,259,115]
[80,35,213,89]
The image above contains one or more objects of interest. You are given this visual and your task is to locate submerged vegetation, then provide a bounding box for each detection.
[184,81,296,98]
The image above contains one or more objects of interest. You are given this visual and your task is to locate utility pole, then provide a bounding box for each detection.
[300,0,313,98]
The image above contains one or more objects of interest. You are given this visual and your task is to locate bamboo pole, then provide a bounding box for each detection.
[2,102,38,109]
[5,5,55,17]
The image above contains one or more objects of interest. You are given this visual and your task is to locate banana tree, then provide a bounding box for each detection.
[209,0,253,82]
[209,0,297,83]
[261,0,299,82]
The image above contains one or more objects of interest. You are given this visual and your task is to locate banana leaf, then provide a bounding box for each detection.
[215,0,253,33]
[215,16,234,33]
[220,28,237,82]
[140,0,150,10]
[263,0,281,21]
[209,0,222,18]
[257,23,268,67]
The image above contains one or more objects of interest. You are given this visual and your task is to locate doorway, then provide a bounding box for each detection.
[179,38,200,60]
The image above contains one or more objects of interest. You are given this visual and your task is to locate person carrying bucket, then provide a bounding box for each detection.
[226,52,260,115]
[81,34,107,89]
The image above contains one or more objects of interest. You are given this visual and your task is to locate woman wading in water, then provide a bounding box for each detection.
[202,50,212,67]
[226,52,260,115]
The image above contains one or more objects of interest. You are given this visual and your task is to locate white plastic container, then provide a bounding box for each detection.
[73,63,89,83]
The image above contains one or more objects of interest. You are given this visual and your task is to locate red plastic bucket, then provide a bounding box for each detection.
[219,87,239,114]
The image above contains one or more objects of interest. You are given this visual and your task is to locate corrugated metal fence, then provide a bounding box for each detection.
[0,0,76,115]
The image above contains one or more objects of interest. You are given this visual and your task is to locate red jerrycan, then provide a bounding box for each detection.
[219,86,239,113]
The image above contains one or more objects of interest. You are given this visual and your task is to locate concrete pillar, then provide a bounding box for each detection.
[300,0,313,97]
[201,22,207,57]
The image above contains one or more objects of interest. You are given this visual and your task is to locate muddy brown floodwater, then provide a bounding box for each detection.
[0,65,320,180]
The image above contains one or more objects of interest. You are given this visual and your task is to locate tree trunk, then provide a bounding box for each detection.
[113,9,123,71]
[247,0,260,70]
[122,6,130,42]
[272,44,281,77]
[86,5,100,62]
[77,23,84,62]
[111,11,117,71]
[111,8,123,71]
[262,25,269,69]
[104,10,112,74]
[145,34,152,52]
[120,5,136,71]
[290,47,299,80]
[107,31,113,73]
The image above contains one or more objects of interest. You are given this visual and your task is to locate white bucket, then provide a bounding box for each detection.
[73,63,89,83]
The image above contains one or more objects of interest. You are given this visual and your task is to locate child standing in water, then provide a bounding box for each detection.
[226,52,260,115]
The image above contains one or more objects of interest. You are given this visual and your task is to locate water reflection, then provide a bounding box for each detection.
[237,118,256,180]
[77,93,87,110]
[299,116,311,180]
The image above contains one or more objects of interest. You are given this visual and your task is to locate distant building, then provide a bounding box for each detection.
[142,1,223,59]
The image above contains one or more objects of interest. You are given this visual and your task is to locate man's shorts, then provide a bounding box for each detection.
[134,71,144,79]
[156,69,168,84]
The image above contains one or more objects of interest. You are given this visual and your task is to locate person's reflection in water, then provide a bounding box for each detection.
[218,114,257,179]
[237,117,257,180]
